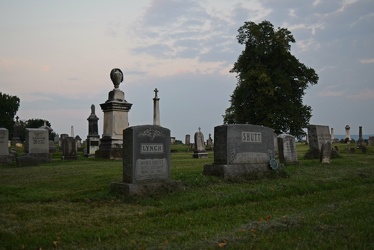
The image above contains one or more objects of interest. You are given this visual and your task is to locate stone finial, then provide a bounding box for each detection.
[110,68,124,89]
[91,104,95,115]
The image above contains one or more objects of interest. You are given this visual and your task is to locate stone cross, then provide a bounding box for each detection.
[154,88,159,98]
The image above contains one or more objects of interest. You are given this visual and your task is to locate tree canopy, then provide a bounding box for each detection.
[0,92,20,136]
[224,20,318,138]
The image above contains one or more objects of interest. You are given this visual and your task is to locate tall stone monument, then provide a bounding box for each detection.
[153,88,160,126]
[95,68,133,159]
[86,104,100,157]
[357,126,364,148]
[345,125,351,142]
[11,116,21,145]
[193,128,208,158]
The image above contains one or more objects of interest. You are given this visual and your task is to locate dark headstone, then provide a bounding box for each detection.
[193,128,208,158]
[62,137,78,160]
[111,125,173,195]
[305,125,330,159]
[204,124,275,179]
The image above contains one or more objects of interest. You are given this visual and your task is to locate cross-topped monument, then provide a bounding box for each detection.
[153,88,160,126]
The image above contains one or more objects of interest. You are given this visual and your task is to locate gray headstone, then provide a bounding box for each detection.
[193,128,208,158]
[111,125,172,195]
[25,128,49,154]
[123,125,170,183]
[62,137,78,160]
[307,125,330,151]
[204,124,275,179]
[185,134,190,145]
[320,140,332,164]
[277,134,298,164]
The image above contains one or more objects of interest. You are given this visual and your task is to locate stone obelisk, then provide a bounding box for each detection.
[95,68,133,159]
[153,88,160,126]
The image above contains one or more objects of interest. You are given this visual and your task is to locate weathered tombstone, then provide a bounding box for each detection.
[185,134,190,145]
[24,128,51,163]
[96,68,133,159]
[193,128,208,158]
[0,128,12,165]
[171,137,176,144]
[62,137,78,160]
[75,135,82,149]
[153,88,160,126]
[320,140,332,163]
[277,134,298,164]
[204,124,275,179]
[59,134,68,147]
[368,136,374,146]
[305,124,330,159]
[206,133,213,147]
[111,125,172,195]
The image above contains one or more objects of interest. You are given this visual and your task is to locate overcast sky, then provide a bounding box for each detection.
[1,0,373,141]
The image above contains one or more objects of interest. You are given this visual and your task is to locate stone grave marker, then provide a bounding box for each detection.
[24,128,51,163]
[185,134,190,145]
[204,124,275,179]
[111,125,172,195]
[193,128,208,158]
[0,128,12,165]
[277,134,298,164]
[320,140,332,163]
[305,124,330,159]
[62,137,78,160]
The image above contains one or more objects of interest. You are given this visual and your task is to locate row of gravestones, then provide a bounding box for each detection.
[111,124,331,195]
[0,128,79,166]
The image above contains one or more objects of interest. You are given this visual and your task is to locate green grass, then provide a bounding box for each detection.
[0,143,373,249]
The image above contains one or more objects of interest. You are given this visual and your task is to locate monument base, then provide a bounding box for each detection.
[203,164,270,180]
[110,180,181,196]
[28,153,52,163]
[95,148,123,160]
[193,151,208,158]
[95,137,123,160]
[0,155,13,165]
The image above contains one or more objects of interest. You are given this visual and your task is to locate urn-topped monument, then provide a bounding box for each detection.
[95,68,133,159]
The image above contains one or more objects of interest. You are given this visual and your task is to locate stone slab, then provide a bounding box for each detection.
[0,128,9,155]
[25,128,49,154]
[123,125,171,184]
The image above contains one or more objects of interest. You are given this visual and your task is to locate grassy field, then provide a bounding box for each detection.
[0,143,373,249]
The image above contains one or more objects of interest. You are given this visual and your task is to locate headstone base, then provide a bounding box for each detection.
[203,164,270,180]
[28,153,52,163]
[110,180,181,196]
[193,151,208,158]
[95,148,123,160]
[0,155,13,165]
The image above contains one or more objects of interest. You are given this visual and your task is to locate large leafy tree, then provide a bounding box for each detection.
[224,20,318,137]
[0,92,20,136]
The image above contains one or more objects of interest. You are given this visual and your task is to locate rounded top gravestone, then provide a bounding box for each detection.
[110,68,123,89]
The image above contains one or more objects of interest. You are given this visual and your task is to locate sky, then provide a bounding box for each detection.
[1,0,373,141]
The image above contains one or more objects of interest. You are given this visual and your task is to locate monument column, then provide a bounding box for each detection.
[153,88,160,126]
[345,125,351,142]
[86,104,100,157]
[96,68,133,159]
[358,126,363,148]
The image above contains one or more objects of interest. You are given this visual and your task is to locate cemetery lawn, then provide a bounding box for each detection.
[1,144,373,249]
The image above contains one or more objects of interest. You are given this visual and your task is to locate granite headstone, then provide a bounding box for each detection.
[277,134,298,164]
[204,124,275,179]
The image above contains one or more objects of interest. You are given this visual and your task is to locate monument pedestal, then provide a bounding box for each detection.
[193,151,208,158]
[95,69,132,160]
[110,180,181,196]
[204,164,269,180]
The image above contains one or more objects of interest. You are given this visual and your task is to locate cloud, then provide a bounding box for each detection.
[349,89,374,100]
[358,58,374,64]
